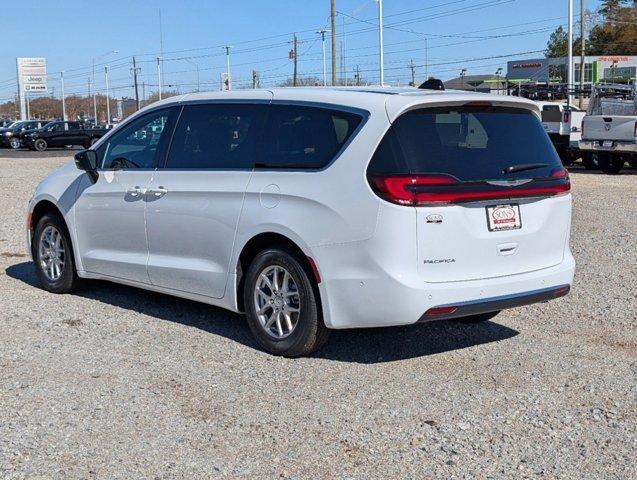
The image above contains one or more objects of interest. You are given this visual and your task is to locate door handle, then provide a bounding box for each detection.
[127,186,145,197]
[149,186,168,197]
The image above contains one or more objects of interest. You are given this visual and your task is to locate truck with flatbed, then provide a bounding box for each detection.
[579,83,637,174]
[21,121,108,151]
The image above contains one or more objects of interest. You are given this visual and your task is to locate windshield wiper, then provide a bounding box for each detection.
[502,163,548,175]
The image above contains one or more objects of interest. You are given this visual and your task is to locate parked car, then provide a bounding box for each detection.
[22,121,108,151]
[26,88,574,356]
[537,102,585,166]
[579,83,637,174]
[0,120,51,149]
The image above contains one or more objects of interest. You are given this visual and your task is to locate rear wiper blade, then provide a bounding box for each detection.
[502,163,548,175]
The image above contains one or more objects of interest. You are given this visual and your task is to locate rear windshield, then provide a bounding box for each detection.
[368,106,561,181]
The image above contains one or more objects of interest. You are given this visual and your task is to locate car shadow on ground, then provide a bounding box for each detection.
[6,261,519,364]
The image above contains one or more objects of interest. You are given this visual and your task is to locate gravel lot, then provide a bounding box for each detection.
[0,150,635,479]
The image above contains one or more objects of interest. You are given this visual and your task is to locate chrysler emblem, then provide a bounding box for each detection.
[605,124,611,131]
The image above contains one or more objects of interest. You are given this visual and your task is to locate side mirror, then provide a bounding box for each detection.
[74,149,99,183]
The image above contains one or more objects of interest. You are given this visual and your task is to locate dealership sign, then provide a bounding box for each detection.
[17,57,47,92]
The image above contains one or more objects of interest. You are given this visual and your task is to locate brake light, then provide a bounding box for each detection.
[634,120,637,137]
[370,174,570,206]
[563,111,571,123]
[581,120,584,138]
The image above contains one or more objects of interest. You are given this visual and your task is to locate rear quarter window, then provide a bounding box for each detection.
[258,105,362,169]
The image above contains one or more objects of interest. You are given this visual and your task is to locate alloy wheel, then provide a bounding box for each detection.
[38,225,65,281]
[253,265,301,339]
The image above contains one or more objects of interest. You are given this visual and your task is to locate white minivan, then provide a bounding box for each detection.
[27,87,575,356]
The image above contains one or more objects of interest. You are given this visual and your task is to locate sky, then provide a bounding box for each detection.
[0,0,603,103]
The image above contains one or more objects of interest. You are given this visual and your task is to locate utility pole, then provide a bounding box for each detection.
[142,82,146,107]
[132,56,141,111]
[105,66,110,124]
[579,0,586,109]
[355,65,361,86]
[377,0,385,86]
[567,0,574,105]
[342,16,347,86]
[317,29,328,86]
[292,34,298,87]
[252,70,259,88]
[60,71,66,121]
[409,59,416,86]
[330,0,337,86]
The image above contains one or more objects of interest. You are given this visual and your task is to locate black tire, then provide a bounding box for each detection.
[598,153,624,175]
[243,248,329,357]
[558,149,573,167]
[9,137,21,149]
[34,138,48,152]
[581,152,598,170]
[32,213,82,294]
[455,311,500,324]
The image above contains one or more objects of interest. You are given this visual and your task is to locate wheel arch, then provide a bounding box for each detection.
[235,232,323,319]
[29,200,77,265]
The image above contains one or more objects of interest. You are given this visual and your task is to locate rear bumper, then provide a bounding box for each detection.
[417,284,570,322]
[317,244,576,329]
[579,140,637,153]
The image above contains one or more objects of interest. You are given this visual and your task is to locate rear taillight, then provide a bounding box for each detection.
[370,173,570,206]
[563,111,571,123]
[634,121,637,137]
[581,120,585,138]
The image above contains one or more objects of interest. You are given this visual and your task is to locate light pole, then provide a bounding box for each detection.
[104,66,110,124]
[317,29,328,86]
[460,68,467,90]
[184,58,200,92]
[93,50,118,125]
[495,67,503,95]
[224,45,233,89]
[60,71,66,120]
[567,0,574,105]
[377,0,385,86]
[157,57,163,100]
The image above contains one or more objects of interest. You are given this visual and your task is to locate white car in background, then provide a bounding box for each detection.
[26,87,575,356]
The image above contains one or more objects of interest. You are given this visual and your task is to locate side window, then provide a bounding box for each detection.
[260,105,362,169]
[98,108,174,170]
[68,122,80,130]
[52,123,63,132]
[165,103,266,169]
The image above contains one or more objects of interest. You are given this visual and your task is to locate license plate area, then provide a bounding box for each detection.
[602,140,613,148]
[486,204,522,232]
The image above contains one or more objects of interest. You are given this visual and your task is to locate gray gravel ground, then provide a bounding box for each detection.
[0,151,635,479]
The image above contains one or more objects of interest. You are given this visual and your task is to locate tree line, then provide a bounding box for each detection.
[545,0,637,57]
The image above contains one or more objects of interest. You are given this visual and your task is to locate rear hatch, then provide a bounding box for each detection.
[368,105,570,283]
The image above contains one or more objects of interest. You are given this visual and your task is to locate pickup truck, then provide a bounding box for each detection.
[21,121,108,151]
[579,84,637,174]
[537,101,585,166]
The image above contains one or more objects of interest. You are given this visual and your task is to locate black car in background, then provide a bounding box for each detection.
[0,120,51,149]
[0,120,15,128]
[21,121,108,151]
